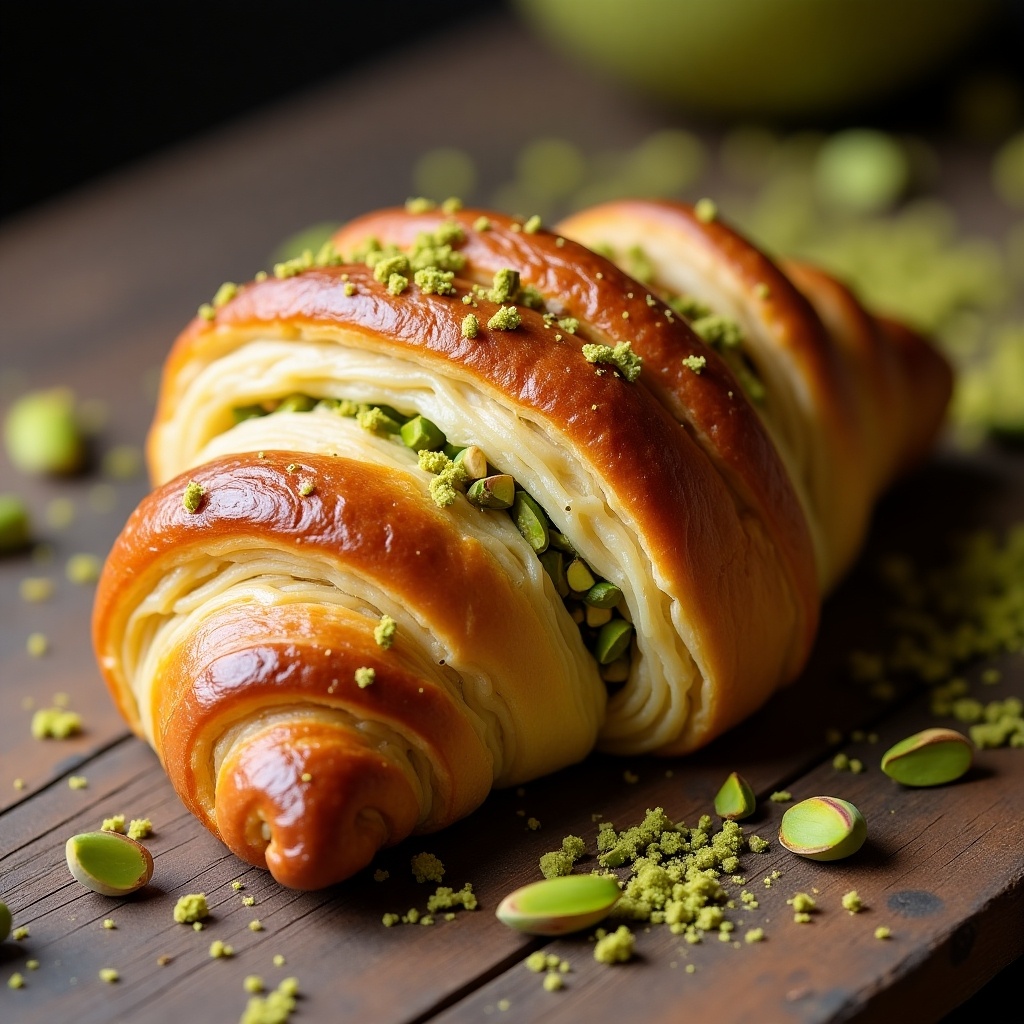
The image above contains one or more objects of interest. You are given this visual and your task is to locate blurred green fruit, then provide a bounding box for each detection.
[516,0,998,119]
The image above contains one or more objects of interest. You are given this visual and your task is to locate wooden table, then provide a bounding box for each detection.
[2,10,1022,1023]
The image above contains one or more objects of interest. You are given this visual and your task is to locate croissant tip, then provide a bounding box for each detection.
[215,721,422,889]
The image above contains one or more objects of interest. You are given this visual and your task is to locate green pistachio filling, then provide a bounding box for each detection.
[224,392,633,684]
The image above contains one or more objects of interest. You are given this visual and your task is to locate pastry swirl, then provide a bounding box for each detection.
[93,200,952,888]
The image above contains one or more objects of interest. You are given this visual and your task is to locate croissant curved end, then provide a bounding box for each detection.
[215,721,421,890]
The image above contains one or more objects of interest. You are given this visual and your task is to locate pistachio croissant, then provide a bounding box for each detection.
[92,200,952,889]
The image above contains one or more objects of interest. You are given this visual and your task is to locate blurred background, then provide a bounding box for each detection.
[3,0,1024,445]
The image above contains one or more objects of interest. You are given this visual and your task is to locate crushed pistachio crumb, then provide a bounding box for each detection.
[127,818,152,841]
[382,913,400,927]
[487,305,521,331]
[787,892,817,913]
[209,940,234,959]
[297,479,315,497]
[173,893,208,924]
[405,197,436,214]
[539,835,586,879]
[411,852,445,883]
[694,198,718,223]
[875,926,892,940]
[682,355,707,374]
[581,341,642,382]
[425,883,477,913]
[103,919,116,930]
[524,215,542,234]
[68,775,88,790]
[182,481,205,514]
[244,976,265,995]
[593,925,635,964]
[242,895,256,907]
[31,707,82,740]
[543,972,563,991]
[373,869,389,882]
[354,666,375,689]
[13,926,29,940]
[20,577,54,603]
[748,835,770,853]
[273,955,286,967]
[101,814,126,834]
[26,960,39,970]
[249,920,263,932]
[526,817,541,831]
[842,890,864,914]
[769,791,792,803]
[374,614,397,649]
[26,633,48,657]
[461,313,479,339]
[99,968,119,983]
[473,216,491,232]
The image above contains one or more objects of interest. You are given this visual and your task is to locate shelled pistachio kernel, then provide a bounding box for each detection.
[584,581,622,609]
[400,415,445,452]
[453,445,488,480]
[714,772,757,821]
[0,899,10,941]
[512,492,549,551]
[496,875,621,936]
[778,796,867,861]
[467,474,515,510]
[595,619,633,665]
[880,728,973,787]
[565,559,595,593]
[0,495,31,553]
[65,831,154,896]
[540,549,569,597]
[3,387,85,475]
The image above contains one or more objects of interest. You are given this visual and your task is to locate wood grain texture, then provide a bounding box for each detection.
[1,9,1022,1023]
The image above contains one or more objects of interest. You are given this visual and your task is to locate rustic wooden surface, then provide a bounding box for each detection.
[1,10,1022,1023]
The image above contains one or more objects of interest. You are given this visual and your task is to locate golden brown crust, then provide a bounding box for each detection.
[783,260,953,491]
[554,199,881,586]
[146,267,820,719]
[332,207,819,631]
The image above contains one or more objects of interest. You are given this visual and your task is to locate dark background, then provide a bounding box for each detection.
[4,0,1024,225]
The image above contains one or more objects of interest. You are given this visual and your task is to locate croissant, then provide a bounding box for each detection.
[92,199,952,890]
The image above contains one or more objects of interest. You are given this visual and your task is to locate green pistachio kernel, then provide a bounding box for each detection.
[65,831,154,897]
[453,445,488,480]
[584,581,622,609]
[182,481,205,514]
[0,899,11,941]
[400,415,446,452]
[511,492,550,552]
[467,474,515,510]
[548,529,577,556]
[565,559,596,594]
[0,495,31,553]
[595,620,633,665]
[4,388,85,475]
[880,728,974,787]
[778,796,867,862]
[232,404,267,424]
[495,874,621,936]
[275,394,317,413]
[714,772,757,821]
[539,549,569,598]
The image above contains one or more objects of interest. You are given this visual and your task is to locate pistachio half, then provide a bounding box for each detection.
[778,796,867,861]
[714,771,756,821]
[400,414,446,452]
[66,830,154,897]
[495,875,621,936]
[511,492,549,551]
[880,728,973,787]
[467,474,515,510]
[595,619,633,665]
